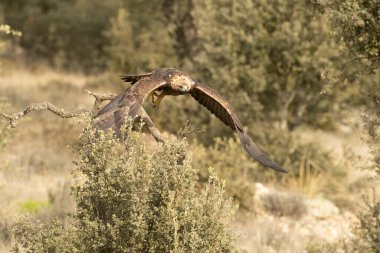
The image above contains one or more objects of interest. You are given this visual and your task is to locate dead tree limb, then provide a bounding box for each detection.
[0,90,165,143]
[0,102,91,129]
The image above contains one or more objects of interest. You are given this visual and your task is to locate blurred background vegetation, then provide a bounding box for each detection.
[0,0,379,252]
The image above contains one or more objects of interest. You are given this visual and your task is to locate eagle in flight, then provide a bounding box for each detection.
[94,68,286,173]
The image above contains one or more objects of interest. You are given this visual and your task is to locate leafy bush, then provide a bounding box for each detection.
[309,0,379,69]
[189,0,346,133]
[3,0,123,71]
[104,6,177,73]
[12,121,237,252]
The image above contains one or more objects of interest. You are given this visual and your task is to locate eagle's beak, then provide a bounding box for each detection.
[179,84,190,92]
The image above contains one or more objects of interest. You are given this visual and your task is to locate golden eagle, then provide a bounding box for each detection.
[94,68,286,173]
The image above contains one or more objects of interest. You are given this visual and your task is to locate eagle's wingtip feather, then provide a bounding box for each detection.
[238,130,287,173]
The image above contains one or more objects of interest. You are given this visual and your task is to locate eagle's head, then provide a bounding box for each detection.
[169,72,196,93]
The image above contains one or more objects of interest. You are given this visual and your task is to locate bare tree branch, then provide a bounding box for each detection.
[0,90,165,143]
[0,102,91,129]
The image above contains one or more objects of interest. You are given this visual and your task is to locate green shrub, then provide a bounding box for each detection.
[2,0,123,71]
[104,6,177,73]
[12,121,237,252]
[189,0,346,132]
[309,0,379,69]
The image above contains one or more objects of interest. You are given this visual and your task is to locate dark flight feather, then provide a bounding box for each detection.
[190,83,287,173]
[121,72,153,84]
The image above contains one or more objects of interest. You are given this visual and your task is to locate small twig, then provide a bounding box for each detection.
[84,90,117,113]
[177,120,205,139]
[0,90,166,143]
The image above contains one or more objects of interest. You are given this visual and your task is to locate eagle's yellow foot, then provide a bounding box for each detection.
[152,92,166,108]
[149,91,159,104]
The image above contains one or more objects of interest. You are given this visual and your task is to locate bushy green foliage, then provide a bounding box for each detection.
[2,0,123,70]
[1,0,177,72]
[310,0,379,70]
[104,8,135,72]
[189,0,345,132]
[160,0,196,68]
[12,122,237,252]
[104,6,177,73]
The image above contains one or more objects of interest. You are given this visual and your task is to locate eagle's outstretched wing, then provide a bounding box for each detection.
[190,83,287,173]
[94,76,167,131]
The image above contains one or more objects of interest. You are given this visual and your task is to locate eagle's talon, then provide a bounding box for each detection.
[151,92,165,109]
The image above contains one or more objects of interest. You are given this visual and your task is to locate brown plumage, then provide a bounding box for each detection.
[94,68,287,173]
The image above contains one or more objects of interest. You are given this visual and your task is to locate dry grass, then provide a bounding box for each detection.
[0,67,88,252]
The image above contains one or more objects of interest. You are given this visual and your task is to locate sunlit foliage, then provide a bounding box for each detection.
[12,122,237,252]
